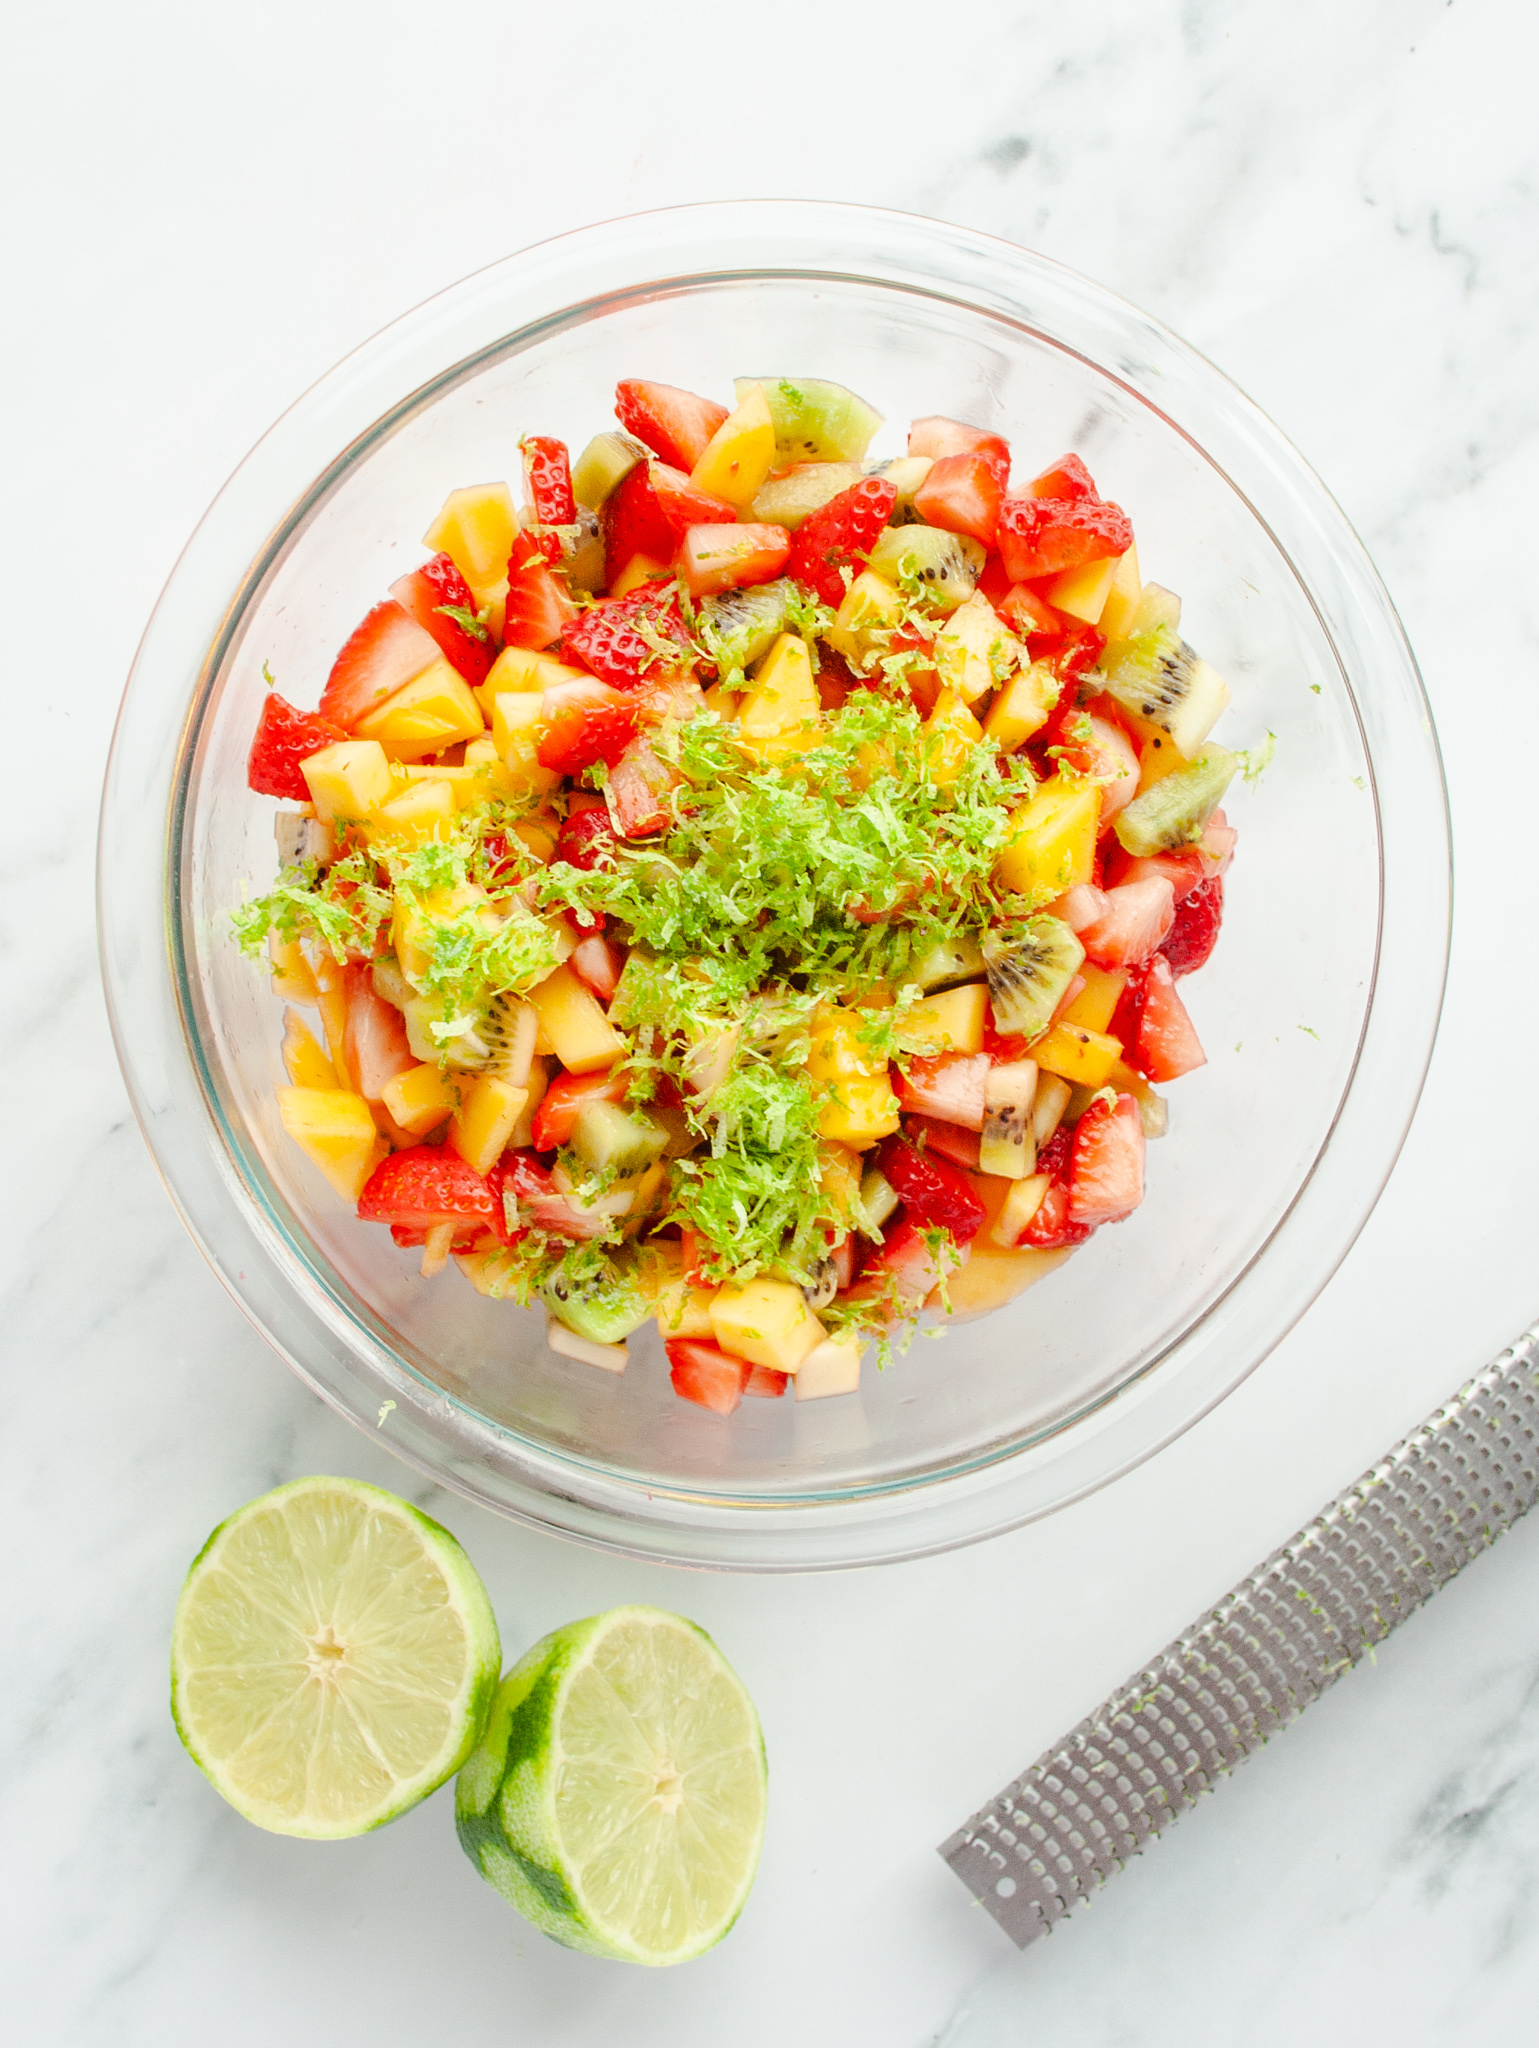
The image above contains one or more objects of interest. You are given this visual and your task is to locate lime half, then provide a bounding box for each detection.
[171,1475,500,1839]
[456,1605,767,1965]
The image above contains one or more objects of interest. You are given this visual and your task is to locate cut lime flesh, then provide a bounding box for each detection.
[171,1476,500,1839]
[457,1605,767,1966]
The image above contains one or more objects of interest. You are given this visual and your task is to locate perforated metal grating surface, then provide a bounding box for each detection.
[940,1323,1539,1947]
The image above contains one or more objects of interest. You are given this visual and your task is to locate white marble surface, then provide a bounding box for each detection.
[4,0,1539,2039]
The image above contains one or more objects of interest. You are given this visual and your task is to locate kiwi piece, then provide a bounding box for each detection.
[401,989,524,1072]
[749,462,864,530]
[736,377,884,464]
[1032,1073,1073,1147]
[371,954,414,1011]
[867,525,986,612]
[570,430,650,510]
[1099,624,1230,757]
[983,917,1085,1040]
[569,1100,667,1176]
[698,578,795,675]
[561,506,606,593]
[979,1062,1039,1179]
[1114,745,1239,858]
[908,935,986,993]
[542,1252,651,1346]
[858,1168,900,1234]
[867,454,933,525]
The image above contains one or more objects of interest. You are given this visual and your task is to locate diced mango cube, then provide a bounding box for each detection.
[740,632,820,738]
[489,691,560,796]
[806,1005,900,1146]
[301,739,394,823]
[609,554,673,598]
[281,1008,337,1090]
[310,950,351,1085]
[449,1074,527,1176]
[365,776,457,850]
[392,881,493,986]
[793,1335,863,1401]
[709,1276,826,1374]
[1045,551,1120,625]
[380,1062,462,1137]
[922,686,984,787]
[526,963,625,1073]
[475,645,586,718]
[1060,963,1128,1036]
[941,1241,1070,1318]
[934,593,1022,705]
[690,381,776,509]
[1033,1022,1122,1088]
[901,982,988,1055]
[276,1086,385,1201]
[825,570,905,670]
[1136,729,1188,792]
[995,774,1102,899]
[269,935,318,1003]
[983,661,1059,752]
[354,660,485,762]
[423,483,518,602]
[1095,543,1142,642]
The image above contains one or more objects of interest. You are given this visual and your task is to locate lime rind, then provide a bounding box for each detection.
[171,1475,500,1840]
[456,1605,767,1966]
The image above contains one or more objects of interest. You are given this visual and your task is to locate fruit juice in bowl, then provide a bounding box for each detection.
[101,203,1446,1568]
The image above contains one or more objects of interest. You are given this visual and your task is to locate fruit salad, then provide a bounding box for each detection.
[235,376,1245,1417]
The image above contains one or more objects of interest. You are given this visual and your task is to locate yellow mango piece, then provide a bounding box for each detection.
[1060,963,1128,1036]
[423,483,518,603]
[310,950,351,1086]
[276,1086,385,1202]
[989,1173,1052,1249]
[488,690,561,797]
[793,1335,864,1401]
[526,963,625,1073]
[922,687,984,788]
[269,935,318,1003]
[380,1061,461,1137]
[609,554,673,598]
[300,739,394,823]
[934,593,1022,705]
[365,777,457,850]
[709,1276,826,1374]
[1137,729,1188,793]
[690,381,776,509]
[475,645,586,718]
[740,632,820,738]
[1045,551,1121,625]
[806,1005,900,1146]
[995,774,1102,900]
[825,570,904,670]
[449,1074,528,1176]
[646,1245,719,1340]
[902,982,988,1055]
[1096,542,1142,642]
[392,881,492,986]
[940,1242,1070,1320]
[281,1008,337,1090]
[512,813,559,863]
[983,661,1059,752]
[354,660,485,763]
[1033,1022,1122,1088]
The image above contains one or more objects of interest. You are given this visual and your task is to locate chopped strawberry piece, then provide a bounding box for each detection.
[389,1222,485,1252]
[913,450,1008,547]
[1069,1093,1145,1227]
[493,1149,607,1239]
[995,582,1063,638]
[358,1146,498,1233]
[342,964,415,1102]
[901,1116,981,1171]
[616,381,729,471]
[876,1138,986,1243]
[1113,955,1207,1082]
[976,553,1013,605]
[605,733,676,836]
[907,416,1011,469]
[531,1068,630,1150]
[787,476,897,604]
[553,804,619,870]
[667,1338,752,1415]
[318,599,442,728]
[562,585,694,689]
[996,495,1132,583]
[1199,810,1238,878]
[601,463,675,578]
[1103,843,1208,901]
[522,435,577,529]
[855,1215,970,1317]
[1026,452,1099,502]
[680,522,792,599]
[536,679,638,774]
[1020,1176,1094,1249]
[1160,875,1224,977]
[1035,625,1107,680]
[1077,876,1176,969]
[650,464,739,540]
[568,933,624,1003]
[1054,713,1139,822]
[895,1051,989,1131]
[743,1364,790,1398]
[388,553,494,685]
[503,532,576,651]
[247,692,346,800]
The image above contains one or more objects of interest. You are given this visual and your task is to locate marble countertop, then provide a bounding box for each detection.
[6,1,1539,2039]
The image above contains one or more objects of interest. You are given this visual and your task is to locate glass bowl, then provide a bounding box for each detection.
[98,201,1448,1570]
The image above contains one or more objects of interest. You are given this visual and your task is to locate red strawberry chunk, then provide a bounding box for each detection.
[743,1364,790,1398]
[358,1146,497,1232]
[1160,875,1224,977]
[388,553,494,685]
[493,1150,608,1240]
[907,415,1011,469]
[536,679,638,774]
[503,537,576,651]
[1026,452,1099,502]
[901,1116,981,1171]
[787,476,897,604]
[996,495,1132,584]
[913,451,1008,547]
[342,964,414,1103]
[1068,1094,1145,1227]
[876,1138,986,1243]
[650,464,738,540]
[1020,1176,1094,1249]
[615,380,729,472]
[1102,844,1208,900]
[605,734,676,836]
[389,1222,485,1252]
[1077,876,1176,969]
[680,522,792,599]
[602,463,675,578]
[562,586,694,688]
[1114,955,1207,1082]
[856,1215,970,1317]
[531,1068,630,1150]
[994,581,1063,639]
[553,803,619,870]
[568,933,624,1003]
[895,1051,989,1132]
[318,599,442,728]
[247,692,346,800]
[667,1338,752,1416]
[522,435,577,529]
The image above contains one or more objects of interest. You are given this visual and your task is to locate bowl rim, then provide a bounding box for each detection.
[97,198,1450,1570]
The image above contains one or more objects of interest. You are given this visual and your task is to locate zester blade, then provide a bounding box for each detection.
[940,1320,1539,1948]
